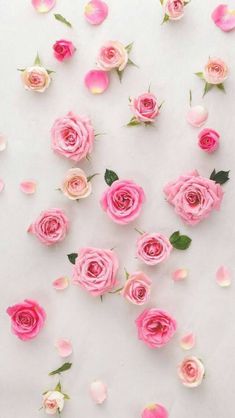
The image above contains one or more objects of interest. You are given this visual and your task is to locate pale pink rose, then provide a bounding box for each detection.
[136,233,172,266]
[21,66,51,93]
[178,356,205,388]
[53,39,76,62]
[187,105,208,128]
[130,93,159,123]
[121,272,152,305]
[72,247,119,296]
[164,0,185,20]
[97,41,128,71]
[28,208,69,246]
[142,404,169,418]
[51,112,94,162]
[198,128,220,153]
[203,58,228,85]
[84,69,110,94]
[163,170,224,225]
[90,380,108,404]
[135,308,177,348]
[43,391,65,415]
[212,4,235,32]
[84,0,109,25]
[101,179,145,225]
[61,168,91,200]
[6,299,46,341]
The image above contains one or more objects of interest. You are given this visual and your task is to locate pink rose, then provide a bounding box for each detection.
[203,58,228,85]
[21,66,51,92]
[164,0,185,20]
[198,128,220,153]
[163,170,223,225]
[72,247,119,296]
[136,233,172,265]
[43,391,65,414]
[121,272,152,305]
[61,168,92,200]
[142,404,168,418]
[101,179,145,225]
[51,112,95,162]
[130,93,159,123]
[97,41,128,71]
[6,299,46,341]
[28,208,69,245]
[53,39,76,62]
[135,308,177,348]
[178,356,205,388]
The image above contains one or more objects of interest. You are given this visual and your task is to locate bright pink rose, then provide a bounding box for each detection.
[198,128,220,153]
[163,170,223,225]
[212,4,235,32]
[164,0,185,20]
[6,299,46,341]
[135,308,177,348]
[121,272,151,305]
[51,112,94,162]
[72,247,119,296]
[203,57,228,85]
[130,93,159,123]
[136,233,172,265]
[101,179,145,225]
[178,356,205,388]
[142,404,168,418]
[53,39,76,62]
[28,208,69,245]
[97,41,128,71]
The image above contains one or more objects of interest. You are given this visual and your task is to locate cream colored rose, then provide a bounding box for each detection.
[43,391,65,415]
[21,65,51,92]
[61,168,92,200]
[97,41,128,71]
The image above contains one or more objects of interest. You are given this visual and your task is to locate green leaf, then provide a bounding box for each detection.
[116,69,124,82]
[169,231,180,243]
[67,253,78,264]
[124,268,130,280]
[104,169,119,186]
[109,287,123,294]
[127,58,138,68]
[100,295,103,302]
[216,83,225,93]
[189,89,192,107]
[127,117,141,127]
[17,68,25,72]
[203,82,214,97]
[34,53,41,66]
[195,72,204,80]
[54,13,72,28]
[161,14,169,24]
[87,173,99,182]
[160,0,164,4]
[210,169,230,185]
[49,362,72,376]
[170,231,191,250]
[125,42,134,54]
[55,382,62,392]
[63,393,70,400]
[46,69,55,75]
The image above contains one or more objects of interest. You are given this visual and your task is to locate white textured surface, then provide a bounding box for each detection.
[0,0,234,417]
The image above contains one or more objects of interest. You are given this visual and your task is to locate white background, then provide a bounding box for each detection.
[0,0,235,417]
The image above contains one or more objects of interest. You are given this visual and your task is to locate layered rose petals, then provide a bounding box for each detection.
[136,232,172,265]
[187,105,208,128]
[84,0,108,25]
[212,4,235,32]
[216,265,231,287]
[90,380,108,404]
[121,272,152,305]
[84,70,110,94]
[198,128,220,153]
[20,180,37,194]
[55,338,73,357]
[180,332,196,350]
[172,268,188,281]
[52,277,70,290]
[28,208,69,246]
[178,356,205,388]
[32,0,56,13]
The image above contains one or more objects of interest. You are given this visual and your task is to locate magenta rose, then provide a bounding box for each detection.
[136,233,172,265]
[6,299,46,341]
[163,170,223,225]
[53,39,76,62]
[130,93,159,123]
[28,208,69,245]
[51,112,95,162]
[136,308,177,348]
[198,128,220,153]
[72,247,119,296]
[101,179,145,225]
[121,272,152,305]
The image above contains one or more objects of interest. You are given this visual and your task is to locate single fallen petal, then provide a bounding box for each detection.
[0,179,4,192]
[84,70,110,94]
[52,276,70,290]
[55,338,73,357]
[0,134,7,151]
[187,105,208,128]
[172,269,188,281]
[216,265,231,287]
[32,0,56,13]
[212,4,235,32]
[180,333,196,350]
[142,404,169,418]
[90,380,107,404]
[20,181,37,194]
[84,0,108,25]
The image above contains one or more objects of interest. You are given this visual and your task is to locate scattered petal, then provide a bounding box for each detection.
[0,134,7,151]
[55,339,73,357]
[172,268,188,281]
[84,70,110,94]
[187,105,208,128]
[84,0,108,25]
[180,333,196,350]
[0,179,5,193]
[216,265,231,287]
[20,181,37,195]
[212,4,235,32]
[32,0,56,13]
[90,380,107,404]
[52,277,70,290]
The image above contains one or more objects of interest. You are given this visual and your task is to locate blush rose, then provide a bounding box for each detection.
[97,41,128,71]
[21,66,51,92]
[53,39,76,62]
[164,0,185,20]
[136,233,172,265]
[130,93,159,123]
[178,356,205,388]
[121,272,152,305]
[43,391,65,415]
[28,208,69,245]
[198,128,220,153]
[203,58,228,85]
[61,168,91,200]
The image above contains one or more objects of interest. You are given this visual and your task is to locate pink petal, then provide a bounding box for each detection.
[216,265,231,287]
[0,179,5,193]
[55,339,73,357]
[0,134,7,151]
[52,276,69,290]
[90,380,107,404]
[212,4,235,32]
[180,333,196,350]
[172,269,188,281]
[31,0,56,13]
[84,0,108,25]
[84,70,110,94]
[20,181,37,195]
[187,105,208,128]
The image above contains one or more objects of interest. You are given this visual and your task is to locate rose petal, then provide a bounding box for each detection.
[212,4,235,32]
[0,134,7,151]
[32,0,56,13]
[52,277,70,290]
[0,179,5,193]
[55,339,73,357]
[90,380,107,404]
[172,269,188,281]
[20,181,37,195]
[180,333,196,350]
[187,105,208,128]
[216,265,231,287]
[84,0,108,25]
[84,70,110,94]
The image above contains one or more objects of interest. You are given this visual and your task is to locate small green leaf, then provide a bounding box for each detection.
[49,363,72,376]
[216,83,225,93]
[87,173,99,182]
[67,253,78,264]
[195,72,204,80]
[54,13,72,27]
[46,69,55,75]
[100,295,103,302]
[125,42,134,54]
[189,89,192,107]
[127,58,138,68]
[170,231,191,250]
[169,231,180,244]
[160,0,164,4]
[34,53,41,66]
[203,82,214,97]
[116,69,124,82]
[210,169,230,185]
[158,101,164,110]
[109,287,123,294]
[127,117,141,127]
[161,14,169,24]
[17,68,25,72]
[55,382,62,392]
[63,393,70,400]
[104,169,119,186]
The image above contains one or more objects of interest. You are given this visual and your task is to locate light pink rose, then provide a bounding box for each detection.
[163,170,224,225]
[136,233,172,265]
[61,168,91,200]
[203,58,228,85]
[121,272,152,305]
[28,208,69,245]
[135,308,177,348]
[164,0,185,20]
[21,66,51,92]
[178,356,205,388]
[97,41,128,71]
[198,128,220,153]
[51,112,95,162]
[101,179,145,225]
[212,4,235,32]
[72,247,119,296]
[53,39,76,62]
[130,93,159,123]
[6,299,46,341]
[142,404,169,418]
[43,391,65,414]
